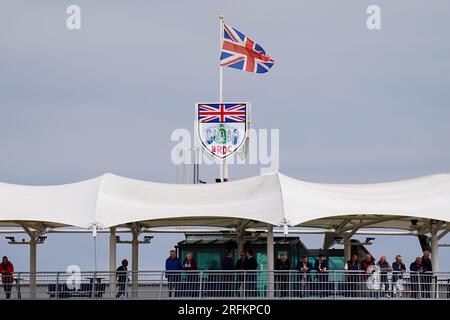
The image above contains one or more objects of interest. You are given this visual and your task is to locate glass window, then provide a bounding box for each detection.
[197,252,221,270]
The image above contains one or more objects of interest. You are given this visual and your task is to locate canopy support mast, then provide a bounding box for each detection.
[266,225,274,298]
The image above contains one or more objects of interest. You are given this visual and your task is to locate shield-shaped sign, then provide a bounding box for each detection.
[195,102,250,159]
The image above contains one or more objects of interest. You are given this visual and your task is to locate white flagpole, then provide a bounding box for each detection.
[219,15,228,182]
[219,15,224,102]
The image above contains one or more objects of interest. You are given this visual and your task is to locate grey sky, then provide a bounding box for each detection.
[1,0,450,271]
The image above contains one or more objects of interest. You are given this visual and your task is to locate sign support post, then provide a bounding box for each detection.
[219,15,228,182]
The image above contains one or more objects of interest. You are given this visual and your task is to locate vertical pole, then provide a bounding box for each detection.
[267,225,275,298]
[218,15,229,182]
[29,237,37,299]
[431,223,439,298]
[237,230,245,255]
[131,228,139,298]
[344,238,352,262]
[110,227,117,297]
[219,15,224,103]
[431,224,439,272]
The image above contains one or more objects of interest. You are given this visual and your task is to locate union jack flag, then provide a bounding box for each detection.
[220,23,274,74]
[198,103,246,123]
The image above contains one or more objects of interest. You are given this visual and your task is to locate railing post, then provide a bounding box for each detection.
[334,271,337,299]
[16,272,21,300]
[418,273,422,300]
[243,271,246,299]
[159,271,164,300]
[198,271,203,300]
[91,272,97,299]
[288,270,291,299]
[433,274,437,299]
[55,272,60,299]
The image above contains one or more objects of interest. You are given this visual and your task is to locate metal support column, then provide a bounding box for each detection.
[431,223,440,272]
[267,225,274,298]
[237,230,245,255]
[29,237,37,299]
[131,227,139,298]
[344,238,352,262]
[109,227,117,297]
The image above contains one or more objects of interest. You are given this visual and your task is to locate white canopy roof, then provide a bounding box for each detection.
[0,172,449,231]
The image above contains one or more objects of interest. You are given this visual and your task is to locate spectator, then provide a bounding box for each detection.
[377,256,392,297]
[344,254,361,298]
[0,256,14,299]
[235,251,246,270]
[182,252,197,271]
[274,255,290,297]
[421,250,433,298]
[392,255,406,297]
[221,251,234,297]
[361,254,375,297]
[314,254,329,297]
[243,249,258,297]
[234,251,246,297]
[222,251,234,270]
[295,255,313,297]
[410,257,424,299]
[182,252,198,297]
[115,259,128,298]
[165,250,181,298]
[361,254,375,273]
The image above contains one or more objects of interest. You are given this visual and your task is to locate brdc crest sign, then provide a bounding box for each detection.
[196,102,250,159]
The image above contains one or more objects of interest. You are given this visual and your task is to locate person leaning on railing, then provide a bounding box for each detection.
[344,254,361,298]
[165,250,182,298]
[274,255,290,298]
[421,250,433,298]
[377,256,392,297]
[0,256,14,299]
[221,251,234,298]
[234,251,246,297]
[181,252,198,298]
[295,255,313,298]
[243,249,258,298]
[409,257,424,299]
[392,255,406,297]
[361,254,376,298]
[314,254,329,297]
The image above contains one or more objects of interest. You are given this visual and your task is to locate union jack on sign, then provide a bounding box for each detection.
[198,103,246,123]
[196,102,250,159]
[220,23,274,74]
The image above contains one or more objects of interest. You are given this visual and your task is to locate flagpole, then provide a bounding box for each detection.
[219,15,228,182]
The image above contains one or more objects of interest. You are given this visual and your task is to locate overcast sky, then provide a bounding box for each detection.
[1,0,449,272]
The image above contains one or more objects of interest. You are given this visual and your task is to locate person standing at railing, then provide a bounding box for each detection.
[275,255,290,298]
[165,250,182,298]
[410,257,424,299]
[0,256,14,299]
[344,254,361,298]
[234,251,246,297]
[392,255,406,297]
[221,251,234,298]
[314,255,329,297]
[243,249,258,298]
[377,256,392,297]
[295,255,313,297]
[182,252,198,298]
[421,250,433,298]
[361,254,375,298]
[116,259,129,298]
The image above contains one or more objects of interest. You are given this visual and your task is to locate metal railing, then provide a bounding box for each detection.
[1,270,449,300]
